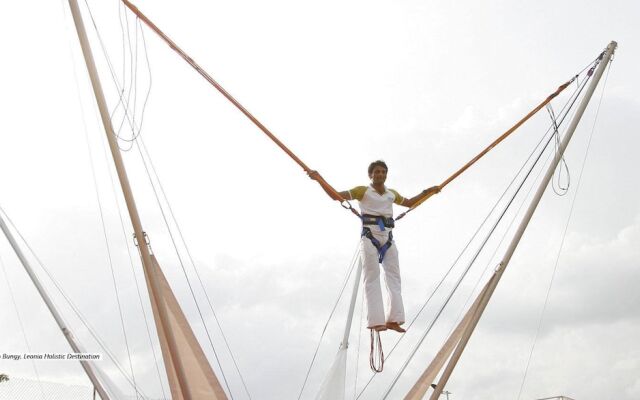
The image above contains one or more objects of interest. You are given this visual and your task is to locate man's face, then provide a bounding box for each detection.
[369,166,387,185]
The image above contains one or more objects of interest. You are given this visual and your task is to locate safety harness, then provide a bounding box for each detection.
[361,214,395,263]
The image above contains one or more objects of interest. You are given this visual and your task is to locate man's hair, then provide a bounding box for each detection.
[368,160,388,175]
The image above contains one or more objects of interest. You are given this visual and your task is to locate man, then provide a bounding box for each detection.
[309,160,439,333]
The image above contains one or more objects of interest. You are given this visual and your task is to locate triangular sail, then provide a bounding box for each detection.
[146,255,228,399]
[403,273,496,400]
[315,349,348,400]
[314,257,362,400]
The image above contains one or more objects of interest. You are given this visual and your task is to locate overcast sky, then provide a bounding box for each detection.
[1,1,639,399]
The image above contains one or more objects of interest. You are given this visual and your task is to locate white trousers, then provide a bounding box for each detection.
[361,229,405,328]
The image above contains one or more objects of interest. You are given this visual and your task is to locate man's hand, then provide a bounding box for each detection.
[423,185,441,195]
[307,170,347,201]
[308,170,321,181]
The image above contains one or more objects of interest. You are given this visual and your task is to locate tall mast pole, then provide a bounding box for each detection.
[0,215,111,400]
[314,258,362,400]
[426,41,617,400]
[341,258,362,349]
[66,1,195,398]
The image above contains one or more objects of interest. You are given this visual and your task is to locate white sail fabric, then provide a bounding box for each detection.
[315,348,348,400]
[147,255,228,399]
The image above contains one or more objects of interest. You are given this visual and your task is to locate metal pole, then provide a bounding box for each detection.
[0,215,111,400]
[341,257,363,349]
[428,41,616,400]
[65,1,197,398]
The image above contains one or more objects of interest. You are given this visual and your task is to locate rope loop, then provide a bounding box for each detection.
[369,330,384,373]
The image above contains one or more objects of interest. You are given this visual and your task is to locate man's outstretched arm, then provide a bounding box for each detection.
[400,186,441,208]
[308,170,350,201]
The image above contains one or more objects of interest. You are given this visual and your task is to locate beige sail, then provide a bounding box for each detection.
[404,273,496,400]
[144,255,228,399]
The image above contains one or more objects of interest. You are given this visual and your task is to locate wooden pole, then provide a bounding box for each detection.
[66,1,209,398]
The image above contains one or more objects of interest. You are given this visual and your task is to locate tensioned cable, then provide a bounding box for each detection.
[95,80,171,399]
[379,63,597,399]
[82,1,249,396]
[136,136,252,399]
[79,36,168,395]
[516,57,614,400]
[297,242,361,400]
[381,58,599,398]
[132,139,236,399]
[446,60,596,339]
[71,7,167,392]
[355,63,596,399]
[84,5,352,391]
[58,2,149,396]
[382,116,568,399]
[353,291,365,400]
[442,141,562,356]
[442,69,592,344]
[0,207,152,399]
[358,129,556,398]
[73,43,140,396]
[83,92,141,400]
[0,252,48,400]
[437,97,583,387]
[358,135,560,398]
[79,2,243,397]
[91,103,170,397]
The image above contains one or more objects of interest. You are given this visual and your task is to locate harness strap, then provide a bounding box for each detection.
[362,227,393,263]
[361,214,395,229]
